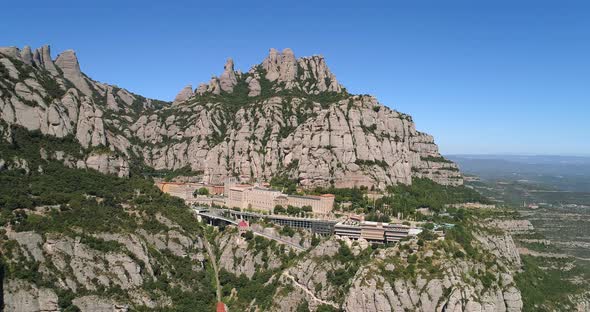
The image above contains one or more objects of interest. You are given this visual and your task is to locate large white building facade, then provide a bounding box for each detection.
[226,185,335,215]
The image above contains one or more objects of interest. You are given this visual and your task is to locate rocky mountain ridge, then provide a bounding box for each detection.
[0,44,461,188]
[212,224,525,312]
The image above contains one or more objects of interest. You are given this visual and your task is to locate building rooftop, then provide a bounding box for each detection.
[288,194,322,201]
[238,219,249,227]
[252,186,282,193]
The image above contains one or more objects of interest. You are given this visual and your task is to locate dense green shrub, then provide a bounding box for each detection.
[270,174,298,194]
[516,256,584,312]
[194,187,210,196]
[218,269,278,310]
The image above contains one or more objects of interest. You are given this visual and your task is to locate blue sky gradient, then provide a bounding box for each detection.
[2,0,588,155]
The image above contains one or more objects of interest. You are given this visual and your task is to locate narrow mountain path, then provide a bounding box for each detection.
[203,238,222,302]
[282,271,340,308]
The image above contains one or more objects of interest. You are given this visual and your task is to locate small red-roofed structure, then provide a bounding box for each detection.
[238,219,249,234]
[216,302,226,312]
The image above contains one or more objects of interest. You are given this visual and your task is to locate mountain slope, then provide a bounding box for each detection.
[0,127,216,311]
[0,45,461,188]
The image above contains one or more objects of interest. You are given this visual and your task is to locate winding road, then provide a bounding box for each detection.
[198,209,305,251]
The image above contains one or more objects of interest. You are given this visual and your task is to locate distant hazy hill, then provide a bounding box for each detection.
[447,155,590,192]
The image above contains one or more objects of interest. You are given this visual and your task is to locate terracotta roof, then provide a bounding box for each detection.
[238,220,249,227]
[216,302,226,312]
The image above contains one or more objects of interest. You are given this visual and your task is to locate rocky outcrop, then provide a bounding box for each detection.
[34,45,60,76]
[474,232,522,268]
[0,46,163,177]
[0,47,21,60]
[219,58,237,92]
[134,93,461,187]
[279,238,344,303]
[55,50,92,96]
[21,46,33,65]
[79,152,130,177]
[340,240,523,312]
[259,48,341,94]
[246,76,261,97]
[217,231,283,278]
[1,216,209,310]
[1,44,462,188]
[172,84,194,105]
[4,279,59,312]
[343,267,522,312]
[133,48,461,187]
[487,219,535,234]
[236,223,525,312]
[72,296,129,312]
[75,100,106,147]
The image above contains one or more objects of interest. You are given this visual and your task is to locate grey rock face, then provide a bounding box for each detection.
[76,101,106,148]
[172,84,194,105]
[6,231,45,262]
[260,48,342,93]
[219,58,238,92]
[72,296,129,312]
[83,152,130,177]
[0,45,462,187]
[21,45,33,64]
[263,48,298,84]
[0,58,20,80]
[2,214,208,310]
[4,280,59,312]
[35,45,60,76]
[55,50,92,96]
[196,83,208,95]
[134,94,461,187]
[340,232,524,312]
[247,77,261,97]
[0,46,21,59]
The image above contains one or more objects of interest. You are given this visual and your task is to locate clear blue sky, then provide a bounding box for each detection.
[2,0,589,156]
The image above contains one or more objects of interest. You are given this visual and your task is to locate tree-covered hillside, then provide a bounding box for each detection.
[0,127,216,311]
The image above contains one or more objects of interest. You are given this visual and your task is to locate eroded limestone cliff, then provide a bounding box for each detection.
[0,45,461,188]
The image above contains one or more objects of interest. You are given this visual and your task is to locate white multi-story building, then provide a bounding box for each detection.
[225,184,335,215]
[334,220,410,243]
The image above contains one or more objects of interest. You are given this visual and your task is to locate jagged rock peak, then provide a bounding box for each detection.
[0,44,63,77]
[55,49,79,69]
[219,58,237,92]
[224,58,235,71]
[21,46,33,65]
[0,46,21,59]
[36,45,59,76]
[172,84,194,105]
[190,48,343,98]
[258,47,342,93]
[262,48,298,83]
[55,49,92,96]
[0,43,462,187]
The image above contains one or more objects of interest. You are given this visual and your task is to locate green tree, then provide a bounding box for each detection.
[286,205,301,215]
[193,187,209,197]
[243,231,254,240]
[301,205,313,213]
